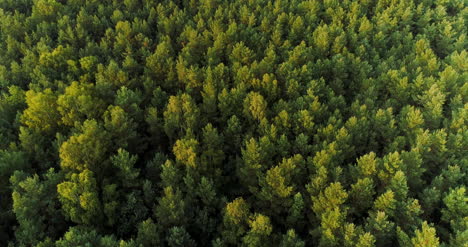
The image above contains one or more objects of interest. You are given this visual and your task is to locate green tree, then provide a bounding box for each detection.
[55,227,118,247]
[21,89,60,133]
[243,92,268,122]
[200,124,225,179]
[110,149,139,188]
[411,222,440,247]
[10,169,65,246]
[442,187,467,234]
[59,119,110,173]
[163,93,200,140]
[166,226,195,247]
[136,218,161,247]
[173,137,199,168]
[279,229,305,247]
[222,197,250,244]
[154,186,186,227]
[103,105,138,151]
[57,81,105,127]
[57,169,102,225]
[242,213,273,247]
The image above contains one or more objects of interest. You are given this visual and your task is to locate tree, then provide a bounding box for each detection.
[163,93,200,140]
[218,87,246,122]
[200,124,224,177]
[259,155,304,215]
[136,218,161,247]
[145,38,177,90]
[242,214,273,247]
[312,182,348,218]
[59,119,110,173]
[350,178,375,216]
[279,229,305,247]
[173,137,199,168]
[230,42,254,65]
[154,186,186,227]
[442,187,467,234]
[0,149,30,242]
[312,24,330,56]
[21,89,60,133]
[57,169,102,225]
[55,226,118,247]
[243,92,268,122]
[10,169,65,246]
[411,222,440,247]
[419,84,446,129]
[222,197,250,244]
[356,232,376,247]
[57,81,105,127]
[110,149,139,188]
[365,211,395,246]
[239,138,266,191]
[311,182,349,247]
[114,86,143,121]
[166,226,195,247]
[103,105,138,151]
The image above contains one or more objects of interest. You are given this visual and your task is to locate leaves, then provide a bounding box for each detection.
[0,0,465,245]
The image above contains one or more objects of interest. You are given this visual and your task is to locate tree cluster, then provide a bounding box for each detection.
[0,0,466,246]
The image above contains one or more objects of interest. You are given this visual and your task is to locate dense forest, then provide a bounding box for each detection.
[0,0,466,246]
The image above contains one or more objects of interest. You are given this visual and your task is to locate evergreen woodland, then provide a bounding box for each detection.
[0,0,467,246]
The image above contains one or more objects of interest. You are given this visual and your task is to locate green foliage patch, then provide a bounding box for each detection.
[0,0,466,246]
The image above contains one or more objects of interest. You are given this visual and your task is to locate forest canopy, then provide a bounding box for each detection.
[0,0,467,246]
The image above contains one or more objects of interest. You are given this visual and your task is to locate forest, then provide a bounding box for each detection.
[0,0,466,246]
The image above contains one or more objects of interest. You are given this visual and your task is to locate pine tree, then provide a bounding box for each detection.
[21,89,60,133]
[57,169,102,225]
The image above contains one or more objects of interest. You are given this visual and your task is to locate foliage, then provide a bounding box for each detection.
[0,0,466,245]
